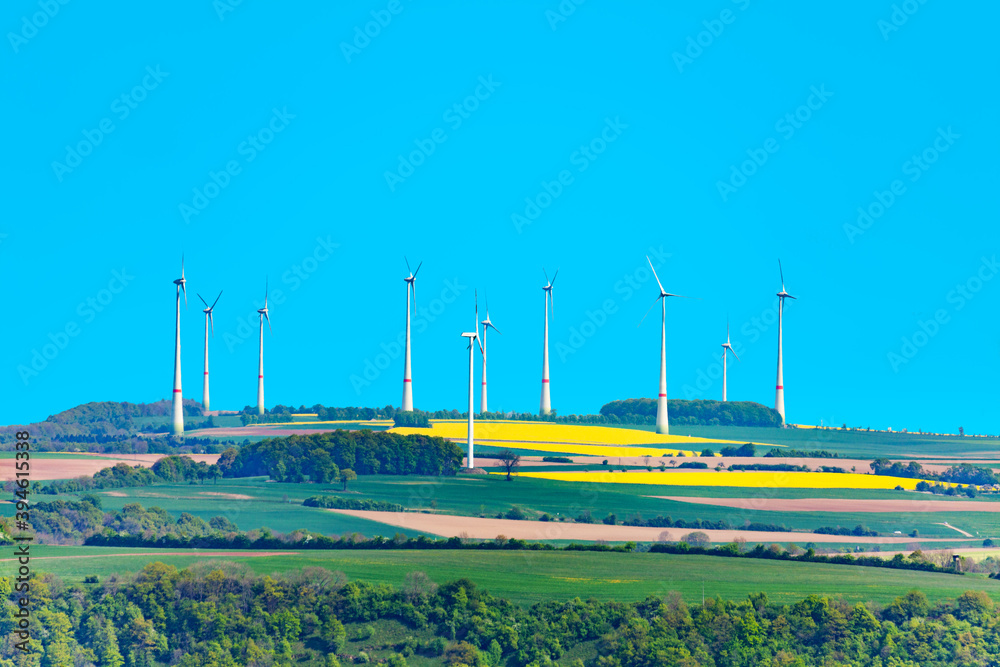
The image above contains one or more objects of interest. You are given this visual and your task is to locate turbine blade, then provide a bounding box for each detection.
[477,336,485,360]
[264,278,269,307]
[405,256,412,275]
[543,268,550,285]
[411,281,416,312]
[211,290,223,309]
[731,348,741,362]
[550,289,554,321]
[209,311,215,337]
[181,253,185,278]
[779,259,785,289]
[197,293,208,308]
[550,269,559,286]
[490,323,503,335]
[182,283,187,308]
[413,261,422,278]
[646,256,666,295]
[638,296,661,327]
[265,311,272,334]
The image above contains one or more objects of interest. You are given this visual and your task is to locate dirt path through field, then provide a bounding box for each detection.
[324,510,976,545]
[648,496,1000,513]
[936,522,974,537]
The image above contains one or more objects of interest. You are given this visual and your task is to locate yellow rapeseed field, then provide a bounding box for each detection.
[512,470,936,490]
[388,420,754,457]
[277,420,393,426]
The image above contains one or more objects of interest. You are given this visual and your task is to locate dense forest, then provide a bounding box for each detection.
[5,563,1000,666]
[221,431,464,480]
[38,456,220,495]
[600,400,784,427]
[25,497,236,544]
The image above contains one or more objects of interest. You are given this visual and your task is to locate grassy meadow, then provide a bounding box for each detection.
[18,472,1000,542]
[20,545,1000,607]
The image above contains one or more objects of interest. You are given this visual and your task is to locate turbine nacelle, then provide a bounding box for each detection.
[258,279,272,333]
[404,257,422,283]
[197,291,222,336]
[777,260,796,300]
[174,255,187,307]
[482,297,502,335]
[542,268,558,318]
[638,256,696,326]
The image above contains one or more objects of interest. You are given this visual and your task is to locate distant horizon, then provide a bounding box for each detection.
[7,394,997,439]
[6,2,997,433]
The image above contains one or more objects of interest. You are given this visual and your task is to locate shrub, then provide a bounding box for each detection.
[682,531,711,548]
[504,506,527,521]
[303,496,404,512]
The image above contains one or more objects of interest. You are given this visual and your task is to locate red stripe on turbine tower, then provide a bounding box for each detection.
[403,378,411,382]
[173,389,182,393]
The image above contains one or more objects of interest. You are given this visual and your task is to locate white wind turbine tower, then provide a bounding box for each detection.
[461,291,485,469]
[721,320,740,402]
[257,280,272,416]
[539,269,558,416]
[197,291,222,412]
[401,258,422,412]
[480,298,501,415]
[171,256,187,435]
[638,256,694,435]
[775,260,796,426]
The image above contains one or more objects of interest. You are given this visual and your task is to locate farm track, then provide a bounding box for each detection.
[325,509,979,545]
[652,496,1000,513]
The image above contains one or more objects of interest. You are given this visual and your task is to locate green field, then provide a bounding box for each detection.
[21,473,1000,542]
[663,424,1000,460]
[19,545,1000,606]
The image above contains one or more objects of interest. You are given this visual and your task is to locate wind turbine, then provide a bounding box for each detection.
[257,280,272,416]
[197,291,222,412]
[402,258,422,412]
[480,298,501,414]
[461,291,485,469]
[638,256,694,435]
[540,269,558,416]
[775,260,796,426]
[171,256,187,436]
[721,320,740,402]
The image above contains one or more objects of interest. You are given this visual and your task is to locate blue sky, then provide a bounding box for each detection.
[3,0,998,433]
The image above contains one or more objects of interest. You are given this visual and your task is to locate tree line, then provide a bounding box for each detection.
[600,399,784,427]
[5,560,1000,666]
[871,460,998,486]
